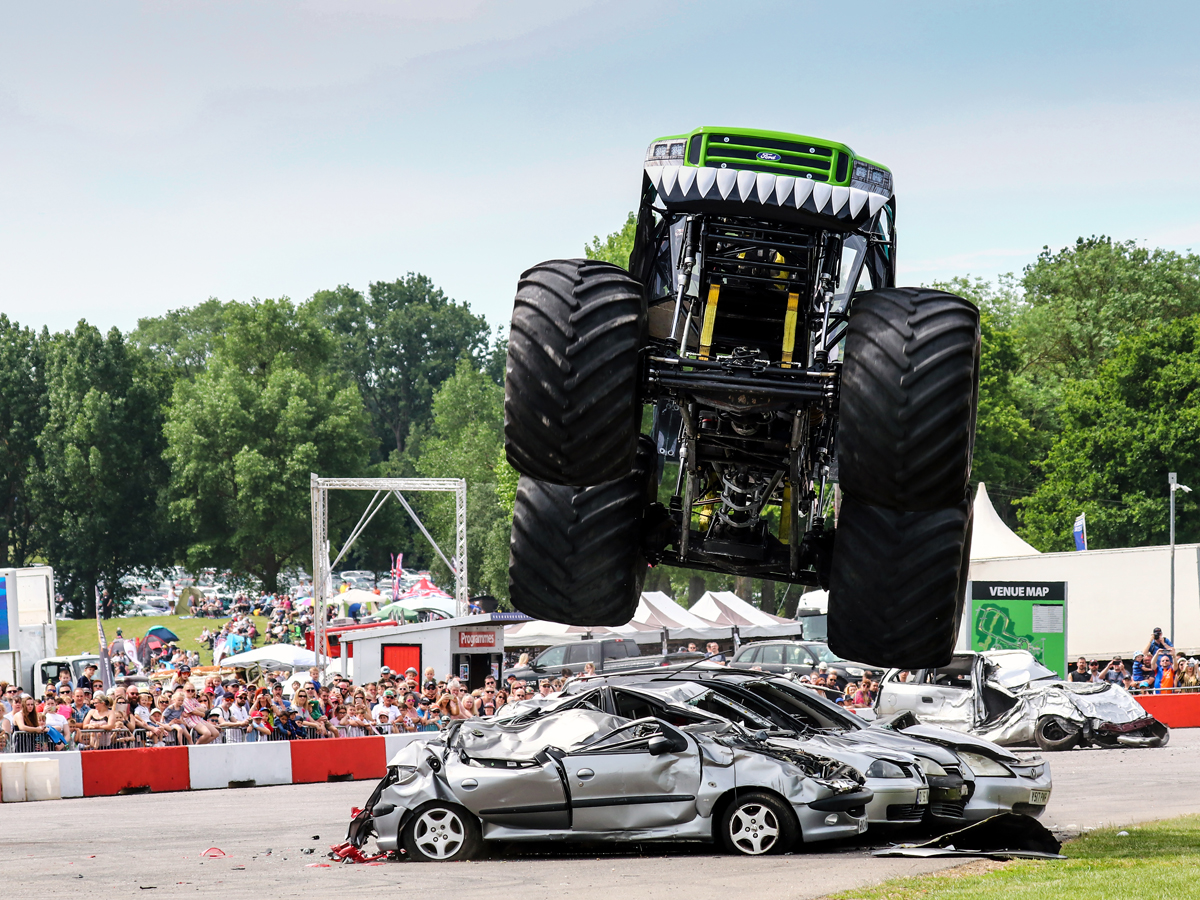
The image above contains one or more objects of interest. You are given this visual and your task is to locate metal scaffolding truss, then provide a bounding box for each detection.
[310,475,468,672]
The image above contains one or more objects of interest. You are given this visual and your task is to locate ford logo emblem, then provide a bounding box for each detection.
[757,151,781,161]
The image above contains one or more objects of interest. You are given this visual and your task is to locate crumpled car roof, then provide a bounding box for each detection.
[452,707,629,758]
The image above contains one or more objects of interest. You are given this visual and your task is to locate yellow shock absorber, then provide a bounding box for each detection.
[781,291,800,368]
[779,483,792,544]
[699,284,721,360]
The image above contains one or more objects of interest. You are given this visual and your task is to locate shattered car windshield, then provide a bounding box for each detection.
[987,652,1058,686]
[741,680,862,731]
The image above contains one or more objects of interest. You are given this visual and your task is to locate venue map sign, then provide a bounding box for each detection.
[970,581,1067,678]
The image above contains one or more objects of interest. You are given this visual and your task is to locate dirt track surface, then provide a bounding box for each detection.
[5,729,1199,900]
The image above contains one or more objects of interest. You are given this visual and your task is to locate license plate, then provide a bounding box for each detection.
[1030,789,1050,805]
[857,817,868,834]
[917,788,930,805]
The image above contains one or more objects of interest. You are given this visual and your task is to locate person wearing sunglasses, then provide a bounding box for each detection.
[81,694,118,750]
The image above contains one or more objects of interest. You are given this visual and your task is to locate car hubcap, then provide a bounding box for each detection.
[729,803,779,854]
[413,808,465,859]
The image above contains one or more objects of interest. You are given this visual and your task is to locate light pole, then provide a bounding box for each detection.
[1169,472,1193,645]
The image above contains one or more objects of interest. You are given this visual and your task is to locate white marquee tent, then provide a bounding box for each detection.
[970,482,1040,561]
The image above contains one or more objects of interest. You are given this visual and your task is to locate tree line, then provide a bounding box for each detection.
[0,276,511,616]
[3,229,1199,618]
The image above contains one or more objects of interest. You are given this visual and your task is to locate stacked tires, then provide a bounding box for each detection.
[503,259,649,625]
[828,288,980,670]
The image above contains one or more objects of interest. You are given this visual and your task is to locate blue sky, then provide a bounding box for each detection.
[3,1,1199,335]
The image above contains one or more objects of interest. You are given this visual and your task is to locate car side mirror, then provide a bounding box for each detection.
[648,733,687,756]
[647,735,675,756]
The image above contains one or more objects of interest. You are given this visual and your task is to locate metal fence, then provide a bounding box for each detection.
[3,715,452,752]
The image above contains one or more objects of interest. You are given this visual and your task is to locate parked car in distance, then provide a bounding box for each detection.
[729,640,869,687]
[506,639,701,682]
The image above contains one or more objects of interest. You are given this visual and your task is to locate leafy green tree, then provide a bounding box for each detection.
[1020,237,1200,381]
[1016,315,1200,551]
[933,276,1049,526]
[129,298,232,378]
[32,323,174,616]
[0,316,46,568]
[407,360,512,600]
[309,275,491,459]
[585,212,637,269]
[165,299,373,592]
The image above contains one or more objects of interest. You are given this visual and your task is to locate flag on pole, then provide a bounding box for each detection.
[392,552,403,602]
[1073,513,1088,551]
[95,588,114,691]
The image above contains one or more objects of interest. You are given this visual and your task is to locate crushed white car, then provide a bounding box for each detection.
[876,650,1169,751]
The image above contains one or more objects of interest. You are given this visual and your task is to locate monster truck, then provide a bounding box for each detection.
[503,126,979,669]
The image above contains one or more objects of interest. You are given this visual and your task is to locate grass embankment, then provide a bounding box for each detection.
[831,815,1200,900]
[57,615,270,666]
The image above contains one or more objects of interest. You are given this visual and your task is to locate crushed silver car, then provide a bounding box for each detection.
[346,707,871,860]
[555,670,1051,825]
[876,650,1170,751]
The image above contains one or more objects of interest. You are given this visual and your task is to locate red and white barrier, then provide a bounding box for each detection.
[188,741,293,790]
[1,734,437,801]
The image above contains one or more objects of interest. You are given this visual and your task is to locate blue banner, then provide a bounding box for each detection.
[1073,513,1087,551]
[0,576,8,651]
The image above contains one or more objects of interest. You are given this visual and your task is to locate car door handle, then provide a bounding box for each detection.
[921,696,934,703]
[460,778,478,789]
[576,768,595,780]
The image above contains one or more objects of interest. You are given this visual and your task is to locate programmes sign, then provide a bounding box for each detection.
[970,581,1067,678]
[458,630,497,650]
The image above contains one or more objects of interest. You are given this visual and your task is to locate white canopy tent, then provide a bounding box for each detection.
[218,643,322,669]
[503,618,657,648]
[970,482,1040,561]
[689,591,803,639]
[632,591,722,642]
[506,591,801,648]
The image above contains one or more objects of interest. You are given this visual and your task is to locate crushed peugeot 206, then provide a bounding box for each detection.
[343,707,871,861]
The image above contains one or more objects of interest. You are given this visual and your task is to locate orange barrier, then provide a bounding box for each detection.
[80,746,190,796]
[290,736,387,784]
[1135,693,1200,728]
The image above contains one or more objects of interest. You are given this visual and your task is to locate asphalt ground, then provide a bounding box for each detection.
[5,729,1200,900]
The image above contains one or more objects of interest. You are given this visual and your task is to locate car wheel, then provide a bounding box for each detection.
[719,792,799,856]
[401,802,481,862]
[1034,715,1081,752]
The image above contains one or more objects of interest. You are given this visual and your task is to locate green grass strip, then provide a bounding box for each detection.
[57,614,272,667]
[829,814,1200,900]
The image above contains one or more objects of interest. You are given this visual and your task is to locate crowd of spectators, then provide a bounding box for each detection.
[0,656,595,754]
[1091,627,1200,694]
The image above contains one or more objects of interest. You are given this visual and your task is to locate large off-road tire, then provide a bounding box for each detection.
[1034,716,1082,752]
[504,259,646,487]
[508,436,654,625]
[718,791,800,856]
[827,495,971,669]
[838,288,980,511]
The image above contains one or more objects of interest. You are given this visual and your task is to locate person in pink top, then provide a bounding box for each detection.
[181,685,218,744]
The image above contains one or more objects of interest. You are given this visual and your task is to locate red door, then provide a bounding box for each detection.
[382,644,422,677]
